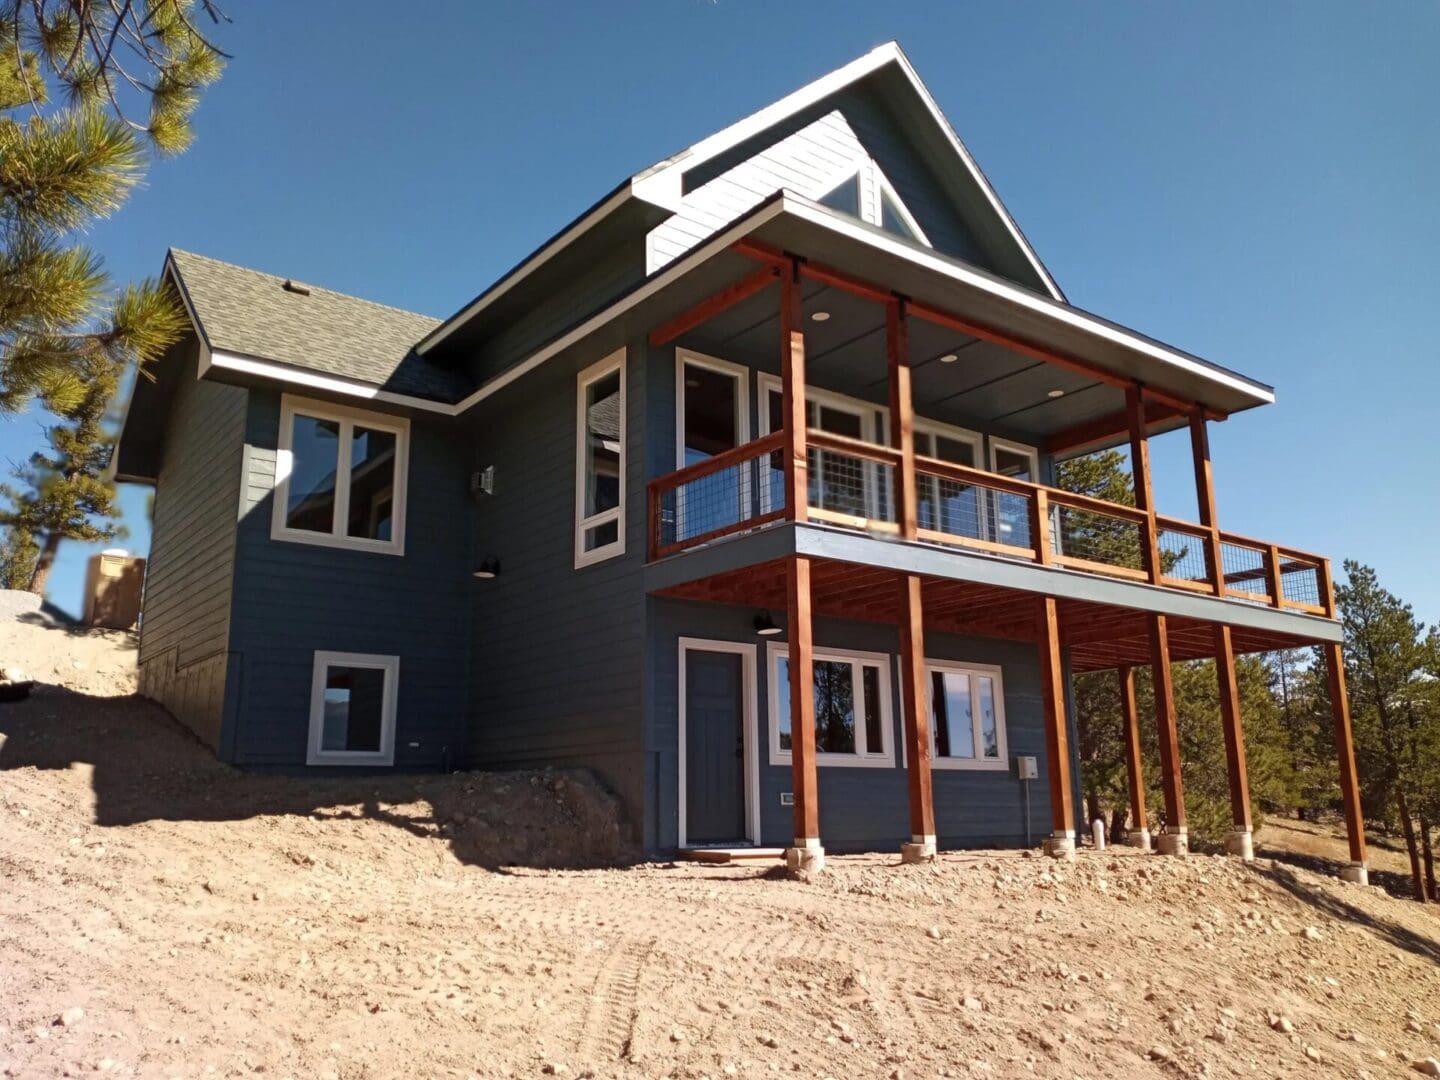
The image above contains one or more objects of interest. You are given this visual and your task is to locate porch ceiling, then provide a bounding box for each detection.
[673,277,1178,450]
[656,557,1321,674]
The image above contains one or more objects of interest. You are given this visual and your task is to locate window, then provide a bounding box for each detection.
[272,395,409,555]
[813,160,930,247]
[575,349,626,567]
[767,642,894,767]
[926,659,1007,770]
[757,374,887,519]
[914,420,983,541]
[307,651,398,766]
[675,350,750,542]
[988,438,1041,549]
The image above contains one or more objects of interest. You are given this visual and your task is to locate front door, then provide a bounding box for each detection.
[684,648,746,844]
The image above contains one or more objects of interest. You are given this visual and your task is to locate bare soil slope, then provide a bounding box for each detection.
[3,617,1440,1079]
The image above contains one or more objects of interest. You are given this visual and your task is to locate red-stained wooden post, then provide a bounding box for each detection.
[1323,641,1369,884]
[1118,666,1151,851]
[1036,596,1077,859]
[1148,613,1189,855]
[1214,625,1255,860]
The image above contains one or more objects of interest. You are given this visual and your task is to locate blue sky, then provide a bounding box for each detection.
[2,1,1436,622]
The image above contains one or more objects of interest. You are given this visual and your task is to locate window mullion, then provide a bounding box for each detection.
[332,419,353,538]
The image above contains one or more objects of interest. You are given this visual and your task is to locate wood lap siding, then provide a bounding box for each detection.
[464,345,647,835]
[648,85,988,274]
[227,391,471,768]
[136,337,247,751]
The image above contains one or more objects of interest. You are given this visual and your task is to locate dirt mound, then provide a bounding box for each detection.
[0,600,137,697]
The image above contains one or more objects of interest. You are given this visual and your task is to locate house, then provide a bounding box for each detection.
[111,42,1369,880]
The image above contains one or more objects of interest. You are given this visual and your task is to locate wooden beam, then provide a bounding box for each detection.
[647,263,780,346]
[1119,666,1149,842]
[1047,402,1185,456]
[787,556,820,847]
[1214,624,1252,835]
[1036,596,1076,849]
[780,259,809,524]
[1148,613,1187,849]
[1126,385,1162,584]
[898,574,936,853]
[1188,412,1226,596]
[887,300,918,540]
[1323,642,1369,871]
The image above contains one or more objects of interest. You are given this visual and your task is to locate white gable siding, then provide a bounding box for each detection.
[647,110,875,274]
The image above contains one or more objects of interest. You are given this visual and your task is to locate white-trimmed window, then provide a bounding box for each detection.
[307,651,399,766]
[767,642,894,768]
[988,437,1041,549]
[272,395,409,555]
[575,349,626,567]
[816,159,930,247]
[926,659,1008,770]
[914,419,984,540]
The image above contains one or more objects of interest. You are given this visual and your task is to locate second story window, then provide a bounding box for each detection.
[575,349,626,567]
[272,395,409,556]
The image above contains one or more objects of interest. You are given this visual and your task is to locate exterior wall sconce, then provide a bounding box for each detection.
[473,557,501,579]
[753,611,782,636]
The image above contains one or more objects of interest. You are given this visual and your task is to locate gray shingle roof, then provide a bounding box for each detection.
[168,249,473,403]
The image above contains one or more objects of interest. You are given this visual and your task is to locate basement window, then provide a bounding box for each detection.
[307,651,398,766]
[925,659,1008,770]
[767,643,894,768]
[272,394,409,556]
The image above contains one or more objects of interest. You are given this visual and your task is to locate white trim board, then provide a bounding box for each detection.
[307,650,399,767]
[677,637,761,849]
[766,641,896,769]
[574,348,628,568]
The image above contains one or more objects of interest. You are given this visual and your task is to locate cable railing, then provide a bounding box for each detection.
[647,429,1335,618]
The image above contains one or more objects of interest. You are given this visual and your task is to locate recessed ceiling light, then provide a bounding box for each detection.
[1047,389,1065,399]
[811,311,831,322]
[939,353,959,364]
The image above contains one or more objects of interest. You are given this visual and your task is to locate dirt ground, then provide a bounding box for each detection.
[3,616,1440,1079]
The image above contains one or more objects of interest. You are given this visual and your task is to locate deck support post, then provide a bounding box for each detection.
[887,299,936,863]
[1036,596,1076,859]
[784,555,823,874]
[780,257,808,525]
[1214,625,1254,860]
[1323,642,1369,885]
[1118,666,1151,851]
[1147,613,1188,855]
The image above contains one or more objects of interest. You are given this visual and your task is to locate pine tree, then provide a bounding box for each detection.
[0,1,226,412]
[1336,560,1439,902]
[0,523,37,588]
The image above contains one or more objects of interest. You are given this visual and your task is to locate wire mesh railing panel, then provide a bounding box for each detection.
[1055,505,1144,573]
[1280,556,1322,608]
[1157,526,1209,585]
[655,445,780,552]
[808,448,896,526]
[915,465,1033,552]
[1220,539,1270,602]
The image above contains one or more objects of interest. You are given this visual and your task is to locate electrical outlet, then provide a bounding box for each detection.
[779,792,794,806]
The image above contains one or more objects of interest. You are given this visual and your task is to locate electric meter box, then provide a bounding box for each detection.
[1015,755,1039,780]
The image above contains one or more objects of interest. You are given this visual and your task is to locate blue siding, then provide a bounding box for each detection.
[464,339,650,839]
[226,390,471,768]
[646,596,1082,855]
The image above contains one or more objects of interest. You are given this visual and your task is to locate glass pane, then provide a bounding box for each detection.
[991,446,1035,547]
[880,188,920,242]
[320,665,386,753]
[862,665,883,754]
[585,518,619,552]
[977,675,999,758]
[775,655,791,751]
[813,406,868,518]
[346,427,397,541]
[765,388,785,512]
[813,659,855,754]
[932,671,974,759]
[286,414,341,533]
[584,370,622,519]
[919,433,981,537]
[993,447,1034,482]
[935,435,976,467]
[682,363,739,463]
[818,173,861,217]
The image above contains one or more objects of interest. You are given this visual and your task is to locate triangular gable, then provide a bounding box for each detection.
[633,42,1063,300]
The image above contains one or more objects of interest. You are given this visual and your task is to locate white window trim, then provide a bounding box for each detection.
[915,417,983,463]
[766,641,895,768]
[674,348,751,470]
[574,348,627,569]
[988,436,1041,481]
[271,394,410,555]
[306,650,399,766]
[815,156,931,248]
[925,658,1009,771]
[870,167,932,246]
[677,637,761,849]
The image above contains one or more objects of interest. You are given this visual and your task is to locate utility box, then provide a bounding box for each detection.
[82,550,145,630]
[1015,755,1039,780]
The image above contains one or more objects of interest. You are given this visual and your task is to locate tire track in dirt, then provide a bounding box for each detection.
[574,936,654,1064]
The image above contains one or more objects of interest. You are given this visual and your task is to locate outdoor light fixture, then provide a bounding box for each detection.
[753,611,782,636]
[810,311,831,322]
[939,353,959,364]
[473,557,501,580]
[1047,389,1066,399]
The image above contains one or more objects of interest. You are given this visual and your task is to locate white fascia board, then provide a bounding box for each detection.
[415,183,636,356]
[777,196,1275,407]
[202,350,458,416]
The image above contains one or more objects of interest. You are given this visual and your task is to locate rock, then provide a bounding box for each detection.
[1301,927,1323,942]
[962,996,983,1011]
[927,926,943,940]
[758,1034,780,1049]
[1305,1046,1322,1063]
[1409,1020,1425,1034]
[540,1064,568,1076]
[1146,1045,1172,1062]
[1412,1060,1440,1078]
[1270,1014,1294,1034]
[56,1008,83,1028]
[669,1028,686,1043]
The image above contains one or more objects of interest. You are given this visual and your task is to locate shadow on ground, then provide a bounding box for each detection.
[0,684,637,872]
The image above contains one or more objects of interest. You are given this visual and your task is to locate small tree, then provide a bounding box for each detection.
[0,523,37,588]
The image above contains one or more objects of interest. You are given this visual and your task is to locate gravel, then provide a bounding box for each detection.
[0,589,43,620]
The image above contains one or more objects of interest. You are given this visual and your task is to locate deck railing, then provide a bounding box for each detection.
[647,429,1335,618]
